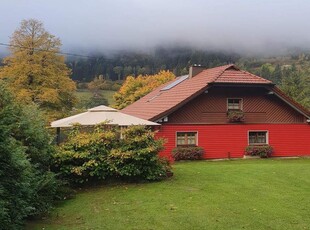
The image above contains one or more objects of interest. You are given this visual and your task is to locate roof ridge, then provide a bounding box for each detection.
[210,64,235,82]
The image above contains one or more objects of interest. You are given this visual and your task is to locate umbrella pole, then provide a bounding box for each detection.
[56,127,61,145]
[120,126,125,139]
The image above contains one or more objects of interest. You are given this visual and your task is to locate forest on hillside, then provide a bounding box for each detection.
[66,48,310,109]
[68,48,240,82]
[67,47,310,83]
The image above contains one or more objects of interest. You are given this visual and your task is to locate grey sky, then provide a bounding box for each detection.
[1,0,310,55]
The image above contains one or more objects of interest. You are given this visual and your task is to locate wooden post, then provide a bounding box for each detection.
[56,127,61,145]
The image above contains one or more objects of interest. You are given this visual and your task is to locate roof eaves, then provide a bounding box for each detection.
[270,86,310,119]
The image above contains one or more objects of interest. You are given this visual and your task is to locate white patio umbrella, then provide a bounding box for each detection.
[51,105,160,128]
[51,105,160,144]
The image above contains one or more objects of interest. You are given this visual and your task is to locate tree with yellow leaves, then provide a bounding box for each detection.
[113,70,175,109]
[0,19,76,120]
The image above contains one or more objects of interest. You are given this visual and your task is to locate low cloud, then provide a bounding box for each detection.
[1,0,310,56]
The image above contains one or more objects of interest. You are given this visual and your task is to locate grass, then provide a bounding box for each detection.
[75,89,116,107]
[27,158,310,230]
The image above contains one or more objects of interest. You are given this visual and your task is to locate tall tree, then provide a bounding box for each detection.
[280,67,310,109]
[273,64,282,85]
[113,66,123,81]
[0,81,59,229]
[0,19,76,120]
[114,70,175,109]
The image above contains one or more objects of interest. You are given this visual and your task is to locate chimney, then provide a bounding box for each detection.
[189,64,205,78]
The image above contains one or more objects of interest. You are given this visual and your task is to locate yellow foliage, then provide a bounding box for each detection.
[113,70,175,109]
[0,19,76,121]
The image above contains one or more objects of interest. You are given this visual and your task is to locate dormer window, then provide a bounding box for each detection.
[227,98,242,111]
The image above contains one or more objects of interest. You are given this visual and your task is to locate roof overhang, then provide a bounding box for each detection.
[273,94,310,119]
[269,87,310,119]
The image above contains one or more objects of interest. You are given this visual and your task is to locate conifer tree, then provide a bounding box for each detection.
[280,67,310,109]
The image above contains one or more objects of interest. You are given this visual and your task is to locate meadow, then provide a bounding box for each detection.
[27,158,310,230]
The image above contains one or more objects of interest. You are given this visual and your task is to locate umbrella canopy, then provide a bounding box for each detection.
[51,105,160,128]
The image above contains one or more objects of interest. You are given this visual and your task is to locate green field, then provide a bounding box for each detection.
[75,89,116,107]
[27,159,310,230]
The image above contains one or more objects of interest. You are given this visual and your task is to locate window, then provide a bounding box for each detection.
[249,131,268,145]
[176,132,197,146]
[227,98,242,110]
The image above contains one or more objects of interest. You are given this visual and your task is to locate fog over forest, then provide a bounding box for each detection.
[1,0,310,57]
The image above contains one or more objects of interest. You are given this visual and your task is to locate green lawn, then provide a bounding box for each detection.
[27,159,310,230]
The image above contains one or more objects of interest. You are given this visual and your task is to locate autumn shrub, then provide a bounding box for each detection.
[245,145,274,158]
[107,126,168,181]
[54,125,170,183]
[172,146,205,161]
[53,124,118,184]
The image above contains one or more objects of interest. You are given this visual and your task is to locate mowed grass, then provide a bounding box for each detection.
[27,159,310,230]
[75,89,116,106]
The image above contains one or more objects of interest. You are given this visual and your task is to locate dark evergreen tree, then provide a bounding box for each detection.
[273,64,282,85]
[0,81,60,229]
[280,67,310,109]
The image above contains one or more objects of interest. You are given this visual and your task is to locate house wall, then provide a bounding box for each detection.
[167,86,306,124]
[155,124,310,160]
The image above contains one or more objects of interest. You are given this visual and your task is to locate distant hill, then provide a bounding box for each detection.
[67,47,240,82]
[65,47,310,83]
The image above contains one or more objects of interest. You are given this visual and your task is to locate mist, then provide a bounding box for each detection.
[1,0,310,56]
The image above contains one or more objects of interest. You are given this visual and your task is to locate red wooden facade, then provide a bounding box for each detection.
[155,124,310,160]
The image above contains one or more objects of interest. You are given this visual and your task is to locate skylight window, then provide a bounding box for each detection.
[161,75,188,91]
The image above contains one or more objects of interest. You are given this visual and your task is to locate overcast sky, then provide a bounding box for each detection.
[1,0,310,56]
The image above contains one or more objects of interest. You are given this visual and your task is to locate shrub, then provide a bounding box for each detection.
[107,126,168,181]
[111,82,122,91]
[54,125,170,183]
[53,124,117,184]
[227,110,245,122]
[245,145,273,158]
[172,146,205,161]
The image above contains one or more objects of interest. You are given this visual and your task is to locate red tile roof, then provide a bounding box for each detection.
[122,64,309,121]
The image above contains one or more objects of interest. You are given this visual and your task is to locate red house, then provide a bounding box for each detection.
[122,64,310,160]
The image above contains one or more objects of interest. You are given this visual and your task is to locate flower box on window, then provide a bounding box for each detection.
[227,110,245,122]
[245,145,273,158]
[172,146,205,161]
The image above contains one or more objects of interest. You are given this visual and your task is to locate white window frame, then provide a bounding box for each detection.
[227,98,243,111]
[175,131,198,147]
[248,130,269,145]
